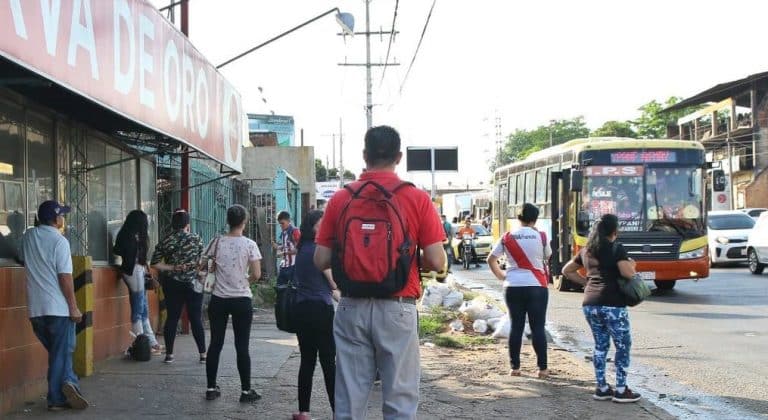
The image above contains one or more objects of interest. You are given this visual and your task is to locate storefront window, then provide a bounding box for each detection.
[0,100,25,260]
[140,159,158,254]
[26,111,55,227]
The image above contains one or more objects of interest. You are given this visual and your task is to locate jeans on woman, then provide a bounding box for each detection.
[295,300,335,413]
[162,278,206,355]
[582,305,632,389]
[123,265,158,347]
[504,286,549,370]
[206,295,253,390]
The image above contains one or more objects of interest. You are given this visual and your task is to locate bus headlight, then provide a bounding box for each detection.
[715,236,730,245]
[679,247,706,259]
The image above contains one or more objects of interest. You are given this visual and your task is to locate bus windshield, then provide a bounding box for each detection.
[577,165,704,237]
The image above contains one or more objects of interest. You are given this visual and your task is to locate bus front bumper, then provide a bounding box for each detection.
[634,256,710,281]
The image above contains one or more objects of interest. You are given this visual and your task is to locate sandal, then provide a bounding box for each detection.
[509,369,521,376]
[292,413,311,420]
[538,369,550,379]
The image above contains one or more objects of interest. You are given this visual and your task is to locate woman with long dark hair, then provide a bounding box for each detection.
[203,205,262,403]
[291,209,339,420]
[114,210,161,353]
[562,213,641,403]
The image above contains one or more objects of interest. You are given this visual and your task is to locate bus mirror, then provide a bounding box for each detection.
[570,170,583,192]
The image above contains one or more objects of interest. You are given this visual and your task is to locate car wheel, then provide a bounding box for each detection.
[654,280,676,290]
[748,249,765,275]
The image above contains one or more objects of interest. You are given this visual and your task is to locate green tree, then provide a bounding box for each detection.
[327,168,356,181]
[591,120,637,138]
[634,96,697,138]
[315,159,327,182]
[494,116,590,169]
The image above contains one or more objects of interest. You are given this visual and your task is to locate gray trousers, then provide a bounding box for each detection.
[334,297,420,420]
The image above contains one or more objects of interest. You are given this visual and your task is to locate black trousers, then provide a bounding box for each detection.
[295,300,335,413]
[504,286,549,370]
[206,295,253,390]
[162,279,206,354]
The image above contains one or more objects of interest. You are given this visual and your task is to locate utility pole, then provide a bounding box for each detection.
[495,112,502,167]
[338,0,399,128]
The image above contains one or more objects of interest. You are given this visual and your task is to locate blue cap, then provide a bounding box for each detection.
[37,200,71,223]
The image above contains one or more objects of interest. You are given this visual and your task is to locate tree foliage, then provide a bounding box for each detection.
[634,96,695,139]
[494,117,590,169]
[315,159,328,182]
[591,120,637,138]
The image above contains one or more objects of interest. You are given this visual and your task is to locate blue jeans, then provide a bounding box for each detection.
[124,269,158,347]
[582,305,632,389]
[30,316,80,406]
[504,286,549,370]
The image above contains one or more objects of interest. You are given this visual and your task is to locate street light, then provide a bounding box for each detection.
[216,8,354,69]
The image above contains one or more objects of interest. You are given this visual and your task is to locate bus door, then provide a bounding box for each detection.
[550,169,573,278]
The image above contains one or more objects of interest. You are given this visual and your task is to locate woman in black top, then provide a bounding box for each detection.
[292,210,340,420]
[114,210,161,353]
[562,214,641,403]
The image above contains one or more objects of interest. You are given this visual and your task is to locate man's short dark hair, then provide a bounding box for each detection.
[518,203,540,224]
[277,211,291,222]
[171,210,190,230]
[227,204,248,228]
[364,125,401,167]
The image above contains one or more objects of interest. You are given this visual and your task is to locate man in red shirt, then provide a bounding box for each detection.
[314,125,445,419]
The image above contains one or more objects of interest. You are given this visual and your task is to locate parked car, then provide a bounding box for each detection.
[707,210,755,266]
[746,212,768,274]
[740,207,767,220]
[451,223,493,263]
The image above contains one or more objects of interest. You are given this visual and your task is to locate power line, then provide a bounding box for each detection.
[399,0,436,95]
[378,0,399,88]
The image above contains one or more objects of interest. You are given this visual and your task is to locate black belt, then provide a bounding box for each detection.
[342,296,417,305]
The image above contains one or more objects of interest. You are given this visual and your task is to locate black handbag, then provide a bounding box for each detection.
[274,273,298,333]
[619,273,652,306]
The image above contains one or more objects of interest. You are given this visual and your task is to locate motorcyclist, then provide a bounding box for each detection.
[456,217,481,268]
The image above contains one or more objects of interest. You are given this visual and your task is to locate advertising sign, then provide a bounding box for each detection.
[316,181,339,200]
[248,114,295,147]
[0,0,245,172]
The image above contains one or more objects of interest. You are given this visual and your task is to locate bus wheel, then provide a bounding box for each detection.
[654,280,676,290]
[553,275,570,292]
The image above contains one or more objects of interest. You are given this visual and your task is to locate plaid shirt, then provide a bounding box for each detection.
[150,230,203,282]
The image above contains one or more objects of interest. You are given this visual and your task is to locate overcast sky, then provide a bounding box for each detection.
[150,0,768,188]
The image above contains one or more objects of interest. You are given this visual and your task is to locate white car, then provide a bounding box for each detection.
[746,212,768,274]
[740,207,767,220]
[707,211,755,266]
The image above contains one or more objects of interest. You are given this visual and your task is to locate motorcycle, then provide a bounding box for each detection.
[460,234,475,270]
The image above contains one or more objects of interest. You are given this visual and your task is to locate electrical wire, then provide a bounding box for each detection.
[398,0,436,95]
[378,0,399,88]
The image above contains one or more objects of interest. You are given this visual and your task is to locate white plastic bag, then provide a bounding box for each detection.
[487,316,503,331]
[427,281,452,298]
[449,319,464,332]
[459,297,505,321]
[421,287,443,308]
[491,316,511,339]
[442,290,464,309]
[472,319,488,334]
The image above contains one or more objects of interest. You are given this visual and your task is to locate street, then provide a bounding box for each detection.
[450,263,768,419]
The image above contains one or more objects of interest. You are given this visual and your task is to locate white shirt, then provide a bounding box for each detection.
[490,226,552,288]
[21,225,73,317]
[206,235,261,298]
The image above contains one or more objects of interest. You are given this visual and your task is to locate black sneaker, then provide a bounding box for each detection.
[62,383,89,409]
[593,385,614,401]
[612,387,641,403]
[47,404,71,412]
[163,354,174,364]
[205,386,221,401]
[239,389,261,403]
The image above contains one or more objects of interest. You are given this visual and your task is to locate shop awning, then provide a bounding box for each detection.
[0,0,245,173]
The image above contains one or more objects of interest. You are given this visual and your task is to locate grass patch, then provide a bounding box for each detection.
[252,276,277,306]
[418,307,456,338]
[461,290,480,301]
[432,333,495,349]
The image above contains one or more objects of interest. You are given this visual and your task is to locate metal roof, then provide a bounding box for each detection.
[664,71,768,112]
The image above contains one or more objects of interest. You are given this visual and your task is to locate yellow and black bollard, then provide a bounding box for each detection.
[72,256,93,377]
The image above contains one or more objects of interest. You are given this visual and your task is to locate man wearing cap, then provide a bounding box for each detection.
[20,201,89,411]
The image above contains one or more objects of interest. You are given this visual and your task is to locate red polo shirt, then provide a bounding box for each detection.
[316,170,445,298]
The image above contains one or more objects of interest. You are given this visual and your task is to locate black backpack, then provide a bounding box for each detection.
[128,334,151,362]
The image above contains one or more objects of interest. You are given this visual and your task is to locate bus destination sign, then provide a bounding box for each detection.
[610,150,677,163]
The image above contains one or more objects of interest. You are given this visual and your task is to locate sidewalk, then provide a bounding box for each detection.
[8,308,672,420]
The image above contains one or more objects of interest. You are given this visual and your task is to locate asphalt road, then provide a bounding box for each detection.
[450,263,768,419]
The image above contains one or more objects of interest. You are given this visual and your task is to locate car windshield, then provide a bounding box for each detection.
[708,214,755,230]
[453,223,489,236]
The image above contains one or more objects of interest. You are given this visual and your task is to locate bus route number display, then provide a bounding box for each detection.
[610,150,677,163]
